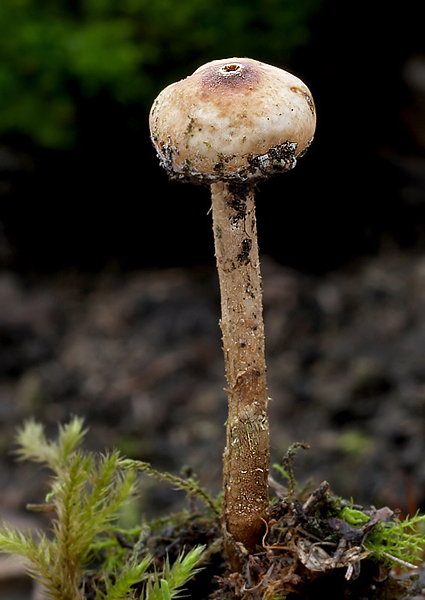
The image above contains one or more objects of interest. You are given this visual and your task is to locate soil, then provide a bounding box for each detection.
[2,249,425,597]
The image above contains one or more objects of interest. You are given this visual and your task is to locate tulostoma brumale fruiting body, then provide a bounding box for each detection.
[149,57,316,570]
[149,57,315,184]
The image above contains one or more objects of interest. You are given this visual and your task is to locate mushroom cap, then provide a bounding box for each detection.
[149,57,316,184]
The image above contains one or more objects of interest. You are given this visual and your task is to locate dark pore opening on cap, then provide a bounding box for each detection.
[200,60,260,95]
[220,63,241,73]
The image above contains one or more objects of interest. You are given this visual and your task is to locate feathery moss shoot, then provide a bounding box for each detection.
[0,417,208,600]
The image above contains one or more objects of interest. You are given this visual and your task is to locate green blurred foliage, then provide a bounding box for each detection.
[0,0,319,148]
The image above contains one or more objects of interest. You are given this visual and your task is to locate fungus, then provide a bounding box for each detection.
[149,57,316,570]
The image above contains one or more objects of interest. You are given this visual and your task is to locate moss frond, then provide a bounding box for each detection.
[99,554,152,600]
[365,512,425,568]
[0,524,51,579]
[145,544,206,600]
[0,418,209,600]
[15,416,87,470]
[61,451,136,560]
[0,418,138,599]
[120,459,219,517]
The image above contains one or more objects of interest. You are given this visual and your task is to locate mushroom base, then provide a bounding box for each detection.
[211,181,270,569]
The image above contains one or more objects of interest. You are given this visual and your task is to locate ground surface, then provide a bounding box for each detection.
[1,249,425,597]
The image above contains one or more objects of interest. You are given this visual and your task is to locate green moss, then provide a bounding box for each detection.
[2,418,425,599]
[0,418,208,600]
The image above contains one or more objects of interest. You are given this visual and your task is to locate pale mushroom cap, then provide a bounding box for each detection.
[149,57,316,184]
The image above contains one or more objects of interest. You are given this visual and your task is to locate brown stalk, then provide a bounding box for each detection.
[211,181,269,566]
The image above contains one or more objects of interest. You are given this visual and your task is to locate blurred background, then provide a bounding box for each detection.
[1,0,425,579]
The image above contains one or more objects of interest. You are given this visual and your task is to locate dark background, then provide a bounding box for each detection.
[1,0,424,275]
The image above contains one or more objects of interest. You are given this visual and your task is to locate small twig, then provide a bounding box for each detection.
[268,474,287,499]
[241,564,275,595]
[296,526,329,544]
[261,516,270,548]
[260,517,296,553]
[380,551,418,570]
[26,503,56,513]
[302,481,330,515]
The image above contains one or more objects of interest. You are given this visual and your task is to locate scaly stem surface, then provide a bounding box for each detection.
[211,181,270,568]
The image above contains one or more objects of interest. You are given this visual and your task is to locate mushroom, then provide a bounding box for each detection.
[149,57,316,569]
